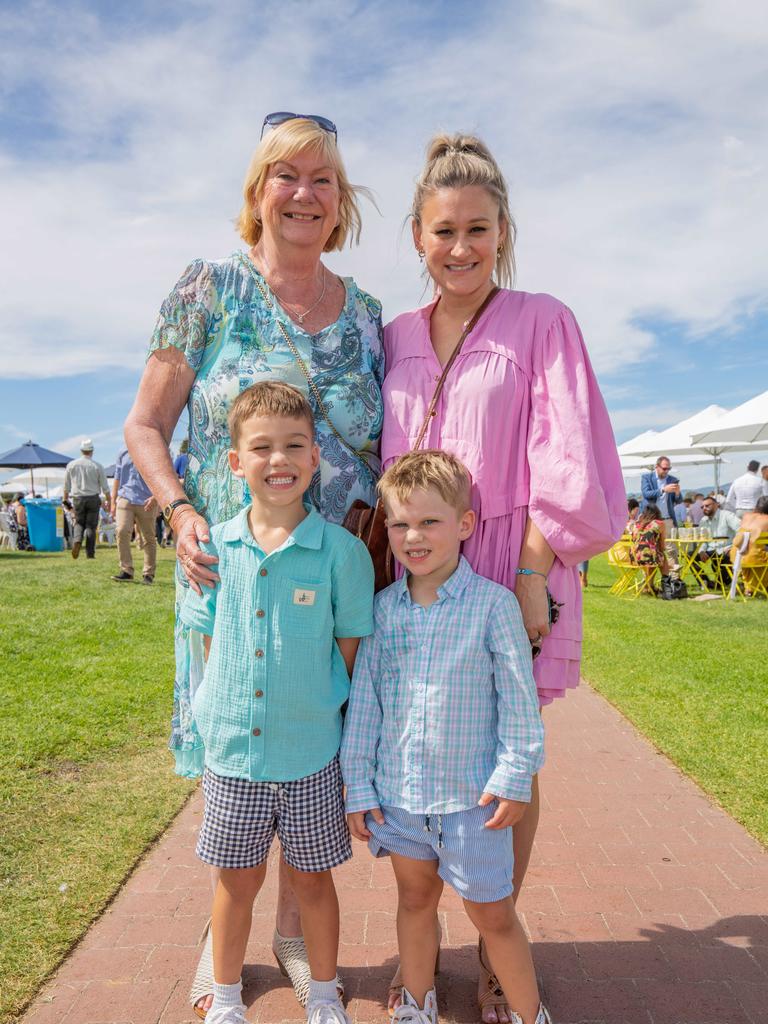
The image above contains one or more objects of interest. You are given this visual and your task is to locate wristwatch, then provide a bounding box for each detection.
[162,498,193,525]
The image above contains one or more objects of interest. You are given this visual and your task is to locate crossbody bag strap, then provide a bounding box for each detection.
[412,286,499,452]
[242,254,371,468]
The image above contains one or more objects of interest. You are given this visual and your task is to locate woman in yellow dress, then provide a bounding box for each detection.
[731,496,768,593]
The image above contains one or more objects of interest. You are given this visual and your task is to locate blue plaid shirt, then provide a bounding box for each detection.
[340,557,545,815]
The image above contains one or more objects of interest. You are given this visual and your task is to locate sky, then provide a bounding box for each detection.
[1,0,766,491]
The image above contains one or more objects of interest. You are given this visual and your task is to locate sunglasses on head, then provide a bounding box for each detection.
[260,111,338,140]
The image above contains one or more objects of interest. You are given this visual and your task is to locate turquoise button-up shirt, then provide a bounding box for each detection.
[180,506,374,783]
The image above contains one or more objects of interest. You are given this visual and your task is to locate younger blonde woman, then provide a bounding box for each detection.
[381,133,625,1022]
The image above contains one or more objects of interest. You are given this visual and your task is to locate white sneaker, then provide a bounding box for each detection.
[306,997,350,1024]
[392,987,438,1024]
[206,1002,246,1024]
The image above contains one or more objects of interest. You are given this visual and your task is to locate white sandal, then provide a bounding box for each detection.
[189,920,214,1020]
[272,929,344,1008]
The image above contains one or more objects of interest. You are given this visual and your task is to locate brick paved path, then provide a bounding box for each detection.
[22,683,767,1024]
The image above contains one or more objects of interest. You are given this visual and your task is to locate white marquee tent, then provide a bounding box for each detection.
[0,467,66,497]
[691,389,768,447]
[618,404,766,490]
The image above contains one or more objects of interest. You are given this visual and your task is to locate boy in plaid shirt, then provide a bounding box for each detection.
[341,451,550,1024]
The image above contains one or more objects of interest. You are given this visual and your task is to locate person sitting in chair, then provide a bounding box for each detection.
[695,494,741,590]
[730,496,768,595]
[629,503,670,595]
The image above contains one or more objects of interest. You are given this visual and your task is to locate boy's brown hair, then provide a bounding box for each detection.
[378,449,472,514]
[228,381,315,447]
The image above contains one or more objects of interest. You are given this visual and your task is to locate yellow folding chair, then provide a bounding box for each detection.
[608,539,642,596]
[730,532,768,600]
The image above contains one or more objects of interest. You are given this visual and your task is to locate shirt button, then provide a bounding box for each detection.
[255,690,263,698]
[256,609,265,618]
[252,728,261,736]
[434,374,440,382]
[255,649,264,658]
[260,568,268,577]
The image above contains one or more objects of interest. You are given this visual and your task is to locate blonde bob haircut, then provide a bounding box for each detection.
[228,381,315,448]
[237,119,368,252]
[412,132,517,289]
[378,449,473,515]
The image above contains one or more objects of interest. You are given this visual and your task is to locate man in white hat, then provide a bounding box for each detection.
[63,439,110,559]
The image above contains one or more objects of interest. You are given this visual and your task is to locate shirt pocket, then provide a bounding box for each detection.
[277,578,332,640]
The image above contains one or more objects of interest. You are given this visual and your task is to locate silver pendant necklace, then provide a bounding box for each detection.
[271,267,327,324]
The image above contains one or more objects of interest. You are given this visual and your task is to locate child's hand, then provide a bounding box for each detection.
[479,792,528,828]
[347,808,384,841]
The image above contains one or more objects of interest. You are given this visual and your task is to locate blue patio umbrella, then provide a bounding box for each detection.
[0,440,74,494]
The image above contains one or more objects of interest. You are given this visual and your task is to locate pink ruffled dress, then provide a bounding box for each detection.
[382,290,626,705]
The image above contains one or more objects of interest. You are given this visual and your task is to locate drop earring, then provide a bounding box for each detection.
[417,249,425,262]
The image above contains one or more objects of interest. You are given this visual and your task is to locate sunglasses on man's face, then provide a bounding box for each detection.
[260,111,338,140]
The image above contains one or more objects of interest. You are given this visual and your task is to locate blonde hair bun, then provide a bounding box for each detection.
[414,132,516,288]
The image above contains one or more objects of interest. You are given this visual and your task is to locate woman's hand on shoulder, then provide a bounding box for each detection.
[175,508,219,595]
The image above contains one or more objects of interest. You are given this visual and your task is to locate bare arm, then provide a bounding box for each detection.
[124,348,218,593]
[515,517,556,640]
[124,348,195,505]
[110,478,119,516]
[336,636,361,679]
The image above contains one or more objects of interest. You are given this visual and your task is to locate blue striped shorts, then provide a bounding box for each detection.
[366,803,513,903]
[197,755,351,871]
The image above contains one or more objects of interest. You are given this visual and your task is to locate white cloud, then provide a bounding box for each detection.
[1,0,767,384]
[609,403,703,435]
[53,426,125,455]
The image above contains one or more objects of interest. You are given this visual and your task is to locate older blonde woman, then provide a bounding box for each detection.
[125,113,383,1018]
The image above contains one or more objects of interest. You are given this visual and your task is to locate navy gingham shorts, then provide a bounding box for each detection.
[197,755,351,871]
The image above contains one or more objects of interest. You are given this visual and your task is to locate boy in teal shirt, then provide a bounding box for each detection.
[181,381,374,1024]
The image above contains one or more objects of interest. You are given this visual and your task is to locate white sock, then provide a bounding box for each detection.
[212,980,243,1009]
[308,978,339,1004]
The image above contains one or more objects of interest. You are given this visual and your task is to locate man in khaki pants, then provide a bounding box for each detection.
[111,446,157,584]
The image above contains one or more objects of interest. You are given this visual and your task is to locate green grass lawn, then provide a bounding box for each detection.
[1,545,765,1023]
[0,546,195,1024]
[582,554,767,846]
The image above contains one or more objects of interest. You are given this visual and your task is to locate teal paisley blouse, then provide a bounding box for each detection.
[147,251,384,775]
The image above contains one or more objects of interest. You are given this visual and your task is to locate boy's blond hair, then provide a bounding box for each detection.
[228,381,315,447]
[378,450,472,514]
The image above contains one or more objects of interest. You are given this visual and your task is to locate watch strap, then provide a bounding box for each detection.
[163,498,193,523]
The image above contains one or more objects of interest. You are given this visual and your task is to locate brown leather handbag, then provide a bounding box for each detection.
[343,498,394,592]
[342,287,499,591]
